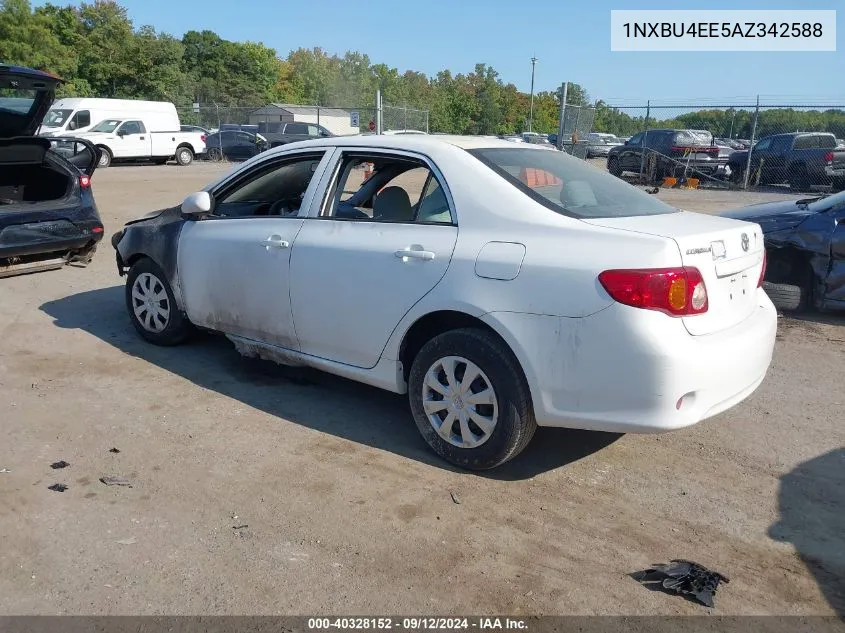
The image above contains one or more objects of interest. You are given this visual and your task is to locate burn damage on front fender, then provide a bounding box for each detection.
[111,205,188,309]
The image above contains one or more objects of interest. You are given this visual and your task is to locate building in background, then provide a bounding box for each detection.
[248,104,357,136]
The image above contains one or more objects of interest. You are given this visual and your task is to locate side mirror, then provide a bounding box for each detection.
[624,140,630,145]
[181,191,213,218]
[117,129,126,137]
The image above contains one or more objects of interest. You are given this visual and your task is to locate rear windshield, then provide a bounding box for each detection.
[0,90,36,117]
[673,130,713,146]
[467,147,677,219]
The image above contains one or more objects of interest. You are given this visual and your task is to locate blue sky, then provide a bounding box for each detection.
[39,0,844,105]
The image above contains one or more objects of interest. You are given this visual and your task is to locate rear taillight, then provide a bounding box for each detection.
[598,267,709,316]
[201,134,207,143]
[758,250,767,287]
[824,151,834,163]
[79,175,90,189]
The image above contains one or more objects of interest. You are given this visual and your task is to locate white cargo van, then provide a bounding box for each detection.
[37,98,179,137]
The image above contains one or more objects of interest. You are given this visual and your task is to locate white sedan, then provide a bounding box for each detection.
[111,135,777,470]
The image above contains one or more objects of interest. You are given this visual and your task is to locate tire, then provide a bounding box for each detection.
[125,258,193,345]
[208,147,223,162]
[789,166,810,192]
[763,281,807,312]
[608,157,622,178]
[97,147,112,168]
[408,328,536,471]
[176,146,194,166]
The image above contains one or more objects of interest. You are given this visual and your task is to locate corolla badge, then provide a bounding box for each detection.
[741,233,750,252]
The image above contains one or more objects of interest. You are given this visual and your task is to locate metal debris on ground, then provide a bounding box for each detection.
[109,448,121,454]
[0,468,10,473]
[47,483,68,492]
[232,525,248,530]
[450,491,461,505]
[115,537,137,545]
[99,476,132,487]
[632,559,729,608]
[50,461,70,470]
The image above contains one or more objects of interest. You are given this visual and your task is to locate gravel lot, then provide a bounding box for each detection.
[1,162,843,616]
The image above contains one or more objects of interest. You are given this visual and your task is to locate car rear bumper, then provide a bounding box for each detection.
[825,165,845,179]
[482,289,777,433]
[0,218,103,259]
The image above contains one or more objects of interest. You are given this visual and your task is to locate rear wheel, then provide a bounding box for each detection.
[125,258,193,345]
[208,147,223,162]
[97,147,112,168]
[789,165,811,192]
[408,328,536,471]
[176,146,194,166]
[608,157,622,178]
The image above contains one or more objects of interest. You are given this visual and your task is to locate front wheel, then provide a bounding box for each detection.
[125,258,193,345]
[608,157,622,178]
[408,328,536,471]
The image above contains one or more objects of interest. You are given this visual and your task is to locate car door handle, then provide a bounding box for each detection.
[395,248,435,261]
[261,235,289,249]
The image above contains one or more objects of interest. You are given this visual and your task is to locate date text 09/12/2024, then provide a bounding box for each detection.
[307,618,528,631]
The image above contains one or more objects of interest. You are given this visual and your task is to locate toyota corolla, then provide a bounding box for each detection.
[112,135,777,470]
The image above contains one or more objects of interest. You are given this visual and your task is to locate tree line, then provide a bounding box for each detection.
[3,0,844,138]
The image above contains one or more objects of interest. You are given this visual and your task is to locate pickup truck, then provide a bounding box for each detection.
[727,132,838,191]
[256,121,333,148]
[61,118,206,168]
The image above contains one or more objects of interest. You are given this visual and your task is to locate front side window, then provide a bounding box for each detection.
[323,154,453,224]
[468,147,677,219]
[286,123,308,135]
[119,121,145,135]
[212,153,325,218]
[627,133,644,147]
[70,110,90,130]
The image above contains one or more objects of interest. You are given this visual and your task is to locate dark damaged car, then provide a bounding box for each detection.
[721,191,845,312]
[1,64,103,278]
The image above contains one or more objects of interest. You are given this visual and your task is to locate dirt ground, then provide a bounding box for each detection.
[1,161,843,616]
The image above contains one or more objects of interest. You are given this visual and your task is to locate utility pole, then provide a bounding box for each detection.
[528,56,538,133]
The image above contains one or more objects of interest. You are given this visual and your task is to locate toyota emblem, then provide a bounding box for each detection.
[741,233,749,252]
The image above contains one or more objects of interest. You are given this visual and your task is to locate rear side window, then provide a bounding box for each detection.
[468,147,677,219]
[793,135,816,150]
[286,123,308,135]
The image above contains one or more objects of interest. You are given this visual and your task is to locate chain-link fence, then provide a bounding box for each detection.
[556,105,596,159]
[593,101,845,191]
[382,105,429,134]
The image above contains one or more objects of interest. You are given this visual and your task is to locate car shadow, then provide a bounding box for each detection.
[39,286,621,481]
[768,448,845,616]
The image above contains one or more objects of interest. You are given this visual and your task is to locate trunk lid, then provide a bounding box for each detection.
[0,137,98,176]
[0,65,62,138]
[585,211,765,335]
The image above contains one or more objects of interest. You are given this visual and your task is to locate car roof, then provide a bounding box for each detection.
[275,133,531,152]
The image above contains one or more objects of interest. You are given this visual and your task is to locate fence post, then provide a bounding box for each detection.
[425,110,429,134]
[317,106,320,130]
[376,90,383,134]
[743,95,760,190]
[639,100,650,181]
[403,105,408,131]
[556,82,568,151]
